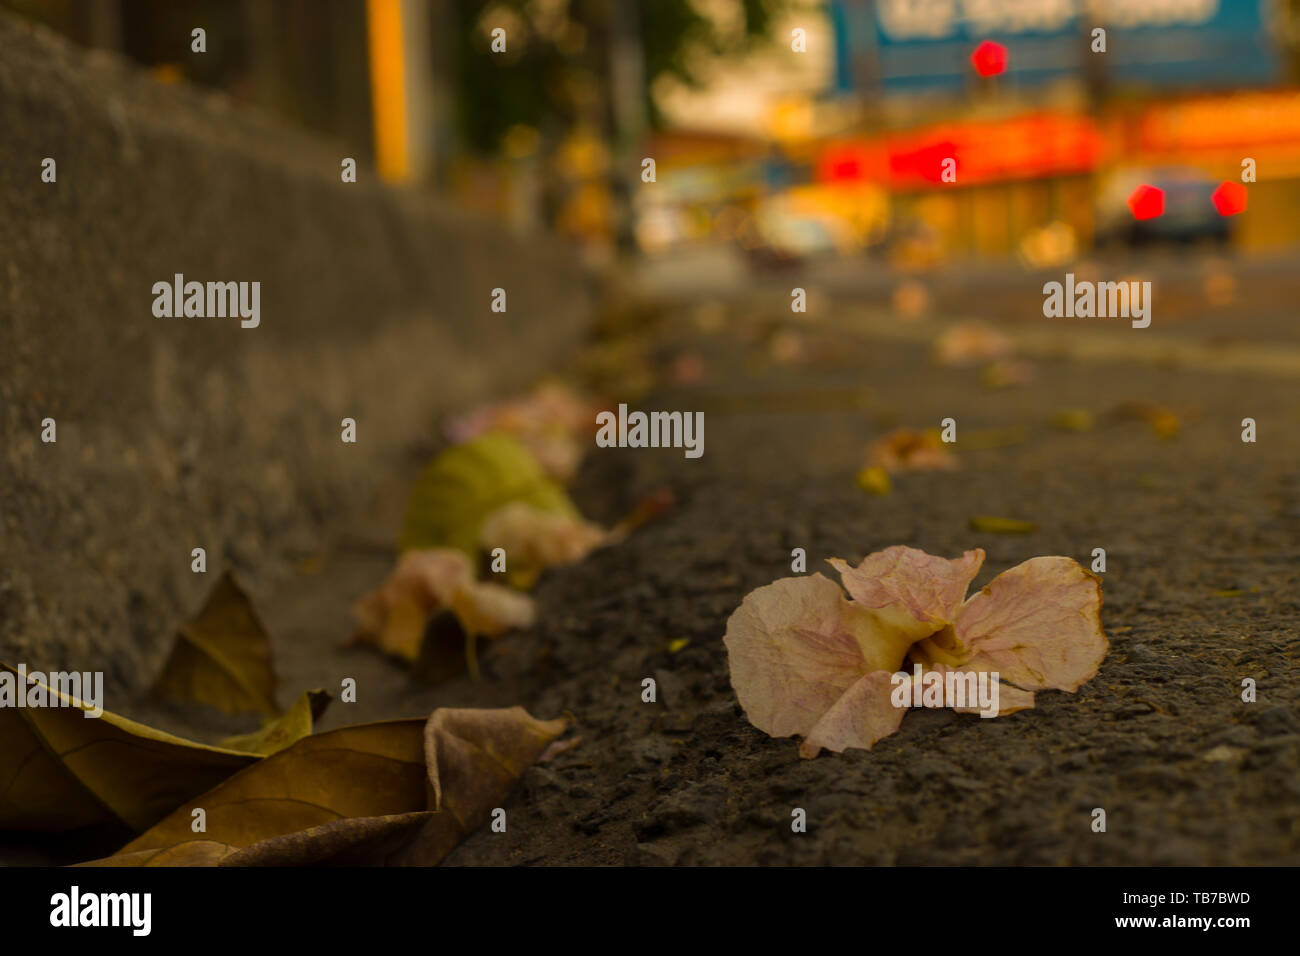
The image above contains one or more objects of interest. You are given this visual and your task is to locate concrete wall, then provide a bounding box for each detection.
[0,14,593,693]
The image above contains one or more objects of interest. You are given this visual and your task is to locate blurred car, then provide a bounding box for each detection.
[1093,167,1232,249]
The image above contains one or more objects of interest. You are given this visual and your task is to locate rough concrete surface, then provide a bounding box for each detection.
[0,13,593,694]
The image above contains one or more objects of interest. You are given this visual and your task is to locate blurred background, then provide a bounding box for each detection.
[11,0,1300,283]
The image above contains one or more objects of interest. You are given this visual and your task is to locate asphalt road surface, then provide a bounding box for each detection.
[10,249,1299,866]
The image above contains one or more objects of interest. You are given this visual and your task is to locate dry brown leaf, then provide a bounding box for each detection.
[96,718,430,861]
[0,662,256,833]
[78,812,436,867]
[217,689,331,756]
[393,707,568,864]
[81,707,567,867]
[153,571,278,717]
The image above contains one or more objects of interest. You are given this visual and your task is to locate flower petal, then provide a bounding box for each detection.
[352,549,534,660]
[352,550,478,660]
[953,556,1106,692]
[799,671,907,758]
[480,501,608,586]
[724,574,875,741]
[450,582,537,637]
[829,546,985,627]
[908,663,1037,716]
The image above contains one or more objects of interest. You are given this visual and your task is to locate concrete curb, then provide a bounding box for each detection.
[0,14,593,693]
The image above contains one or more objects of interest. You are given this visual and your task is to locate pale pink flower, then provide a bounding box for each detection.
[724,546,1106,758]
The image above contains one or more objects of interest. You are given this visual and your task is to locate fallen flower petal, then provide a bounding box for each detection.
[829,546,984,629]
[724,575,889,742]
[352,549,477,661]
[866,428,959,473]
[445,382,599,482]
[799,671,906,759]
[947,556,1106,693]
[450,581,537,638]
[724,546,1107,758]
[353,548,535,662]
[901,663,1037,717]
[479,500,609,588]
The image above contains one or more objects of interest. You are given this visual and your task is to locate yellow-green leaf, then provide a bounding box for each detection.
[153,571,279,717]
[400,433,577,556]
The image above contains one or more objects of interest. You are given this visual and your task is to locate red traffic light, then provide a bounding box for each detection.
[1127,184,1165,221]
[1211,181,1248,216]
[971,41,1008,78]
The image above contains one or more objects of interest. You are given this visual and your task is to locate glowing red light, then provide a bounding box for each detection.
[1127,184,1165,221]
[971,41,1008,78]
[1211,181,1247,216]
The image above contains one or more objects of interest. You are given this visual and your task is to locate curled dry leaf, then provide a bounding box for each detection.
[152,571,278,717]
[402,707,569,864]
[80,706,567,867]
[480,501,609,589]
[352,549,535,662]
[866,428,959,473]
[723,546,1106,758]
[0,662,256,833]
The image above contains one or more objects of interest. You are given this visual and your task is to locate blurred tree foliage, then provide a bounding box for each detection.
[448,0,789,154]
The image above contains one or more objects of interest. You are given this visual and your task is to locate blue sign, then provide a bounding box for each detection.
[832,0,1281,94]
